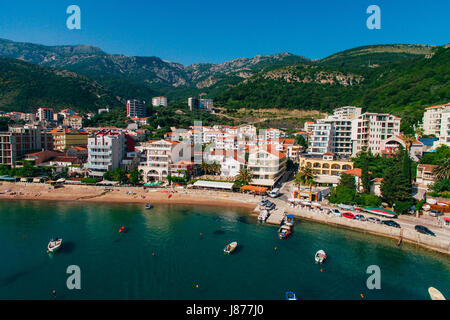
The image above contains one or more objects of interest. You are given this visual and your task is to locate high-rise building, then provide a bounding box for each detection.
[351,113,401,156]
[422,104,450,147]
[126,100,146,118]
[0,124,51,166]
[37,108,54,122]
[152,96,168,107]
[188,97,213,111]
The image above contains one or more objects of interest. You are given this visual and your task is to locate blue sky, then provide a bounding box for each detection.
[0,0,448,65]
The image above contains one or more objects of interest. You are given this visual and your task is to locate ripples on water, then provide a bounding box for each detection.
[0,200,448,300]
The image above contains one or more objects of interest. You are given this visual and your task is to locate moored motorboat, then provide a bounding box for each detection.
[258,210,269,222]
[284,214,295,227]
[286,291,298,300]
[224,241,238,254]
[47,238,62,253]
[278,225,292,239]
[315,250,327,264]
[145,203,153,210]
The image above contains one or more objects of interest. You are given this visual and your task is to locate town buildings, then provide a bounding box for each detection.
[63,115,83,129]
[50,128,88,152]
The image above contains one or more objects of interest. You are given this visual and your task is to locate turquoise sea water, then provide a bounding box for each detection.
[0,200,448,300]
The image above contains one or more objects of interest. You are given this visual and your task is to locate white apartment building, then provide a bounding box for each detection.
[308,107,361,157]
[37,108,54,122]
[247,146,287,187]
[308,121,334,155]
[138,140,192,182]
[351,113,401,156]
[333,106,362,119]
[422,104,450,147]
[206,149,246,177]
[85,129,126,177]
[152,96,168,107]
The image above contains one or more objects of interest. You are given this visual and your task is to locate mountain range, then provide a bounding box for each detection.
[0,38,448,128]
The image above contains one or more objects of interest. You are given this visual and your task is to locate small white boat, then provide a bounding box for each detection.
[224,241,238,254]
[145,203,153,210]
[428,287,446,300]
[315,250,327,264]
[47,238,62,253]
[258,210,269,222]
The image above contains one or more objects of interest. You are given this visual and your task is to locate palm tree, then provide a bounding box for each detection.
[236,168,252,185]
[211,162,221,176]
[295,166,317,194]
[403,134,416,152]
[415,127,424,140]
[200,160,209,175]
[433,158,450,179]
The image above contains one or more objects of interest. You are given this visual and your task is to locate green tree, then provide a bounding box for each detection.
[339,173,356,190]
[295,166,317,193]
[104,168,127,183]
[129,169,143,185]
[433,158,450,180]
[236,168,253,186]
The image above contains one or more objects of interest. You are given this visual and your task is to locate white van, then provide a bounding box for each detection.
[268,188,280,198]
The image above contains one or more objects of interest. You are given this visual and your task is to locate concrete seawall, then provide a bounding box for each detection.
[281,204,450,255]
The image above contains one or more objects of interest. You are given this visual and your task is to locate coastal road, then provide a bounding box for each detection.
[274,180,450,244]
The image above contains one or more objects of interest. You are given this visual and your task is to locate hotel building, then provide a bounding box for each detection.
[138,140,192,182]
[247,146,286,187]
[85,129,127,177]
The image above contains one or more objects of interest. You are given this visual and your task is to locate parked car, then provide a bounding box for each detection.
[343,212,355,219]
[382,220,401,228]
[259,199,269,206]
[367,217,381,224]
[265,201,275,210]
[415,225,436,236]
[354,214,366,221]
[429,210,444,217]
[267,188,280,198]
[331,208,342,217]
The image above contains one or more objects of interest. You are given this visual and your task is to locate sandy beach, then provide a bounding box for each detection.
[0,182,258,210]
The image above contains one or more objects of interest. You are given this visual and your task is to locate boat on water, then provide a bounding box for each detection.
[278,225,292,239]
[286,292,298,300]
[145,203,153,210]
[258,210,269,222]
[224,242,238,254]
[284,214,295,227]
[428,287,446,300]
[315,250,327,264]
[47,238,62,253]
